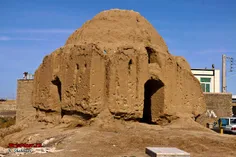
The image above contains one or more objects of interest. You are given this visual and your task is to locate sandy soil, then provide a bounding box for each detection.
[1,117,236,157]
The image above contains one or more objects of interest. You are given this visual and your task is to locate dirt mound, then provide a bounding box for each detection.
[32,9,206,126]
[1,119,236,157]
[65,9,168,53]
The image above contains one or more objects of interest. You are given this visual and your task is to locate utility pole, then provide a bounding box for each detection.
[222,55,226,93]
[222,54,235,93]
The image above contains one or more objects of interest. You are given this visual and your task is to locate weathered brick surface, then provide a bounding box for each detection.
[32,10,206,125]
[204,93,232,117]
[16,79,35,124]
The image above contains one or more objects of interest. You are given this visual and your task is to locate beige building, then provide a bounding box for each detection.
[191,69,220,93]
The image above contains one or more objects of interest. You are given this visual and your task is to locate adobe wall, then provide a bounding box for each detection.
[204,93,232,117]
[107,47,149,120]
[32,9,207,125]
[16,79,35,124]
[32,44,108,124]
[0,100,16,117]
[0,100,16,110]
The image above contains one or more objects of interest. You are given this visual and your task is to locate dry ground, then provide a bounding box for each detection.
[1,117,236,157]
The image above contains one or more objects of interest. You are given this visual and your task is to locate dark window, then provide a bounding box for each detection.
[200,78,211,82]
[145,47,157,64]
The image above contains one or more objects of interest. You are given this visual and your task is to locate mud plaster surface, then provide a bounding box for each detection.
[32,9,206,125]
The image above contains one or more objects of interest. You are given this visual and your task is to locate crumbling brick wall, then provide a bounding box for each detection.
[204,93,232,117]
[16,79,35,124]
[32,9,206,125]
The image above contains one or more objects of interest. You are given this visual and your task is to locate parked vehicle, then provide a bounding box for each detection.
[212,117,236,134]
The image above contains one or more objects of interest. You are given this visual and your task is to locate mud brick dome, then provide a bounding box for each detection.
[32,9,206,125]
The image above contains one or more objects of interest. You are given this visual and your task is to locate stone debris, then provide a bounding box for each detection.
[42,138,55,146]
[0,147,8,156]
[146,147,190,157]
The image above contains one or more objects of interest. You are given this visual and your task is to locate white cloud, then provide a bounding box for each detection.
[197,49,235,55]
[0,36,11,41]
[170,48,236,55]
[0,36,46,41]
[1,29,75,34]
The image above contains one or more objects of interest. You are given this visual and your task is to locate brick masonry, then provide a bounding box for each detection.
[16,79,35,124]
[204,93,232,117]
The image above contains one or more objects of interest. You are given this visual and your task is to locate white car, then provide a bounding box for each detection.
[212,117,236,134]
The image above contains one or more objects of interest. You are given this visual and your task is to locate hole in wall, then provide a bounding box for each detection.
[128,59,133,73]
[145,47,157,64]
[51,76,62,102]
[142,79,164,124]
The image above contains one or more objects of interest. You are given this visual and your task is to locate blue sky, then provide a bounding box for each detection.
[0,0,236,98]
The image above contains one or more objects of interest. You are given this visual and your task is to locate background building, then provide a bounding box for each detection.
[191,68,220,93]
[191,68,234,117]
[233,95,236,103]
[232,95,236,116]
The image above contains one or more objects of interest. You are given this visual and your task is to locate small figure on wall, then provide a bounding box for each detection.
[23,72,28,79]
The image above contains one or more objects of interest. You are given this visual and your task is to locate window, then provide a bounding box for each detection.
[230,119,236,125]
[145,47,157,64]
[219,118,229,127]
[200,78,211,82]
[200,77,211,92]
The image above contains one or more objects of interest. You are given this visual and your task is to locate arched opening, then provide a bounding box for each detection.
[128,59,132,73]
[51,76,62,102]
[76,64,79,70]
[142,79,164,124]
[145,47,157,64]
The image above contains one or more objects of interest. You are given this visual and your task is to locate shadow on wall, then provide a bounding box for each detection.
[51,76,62,102]
[142,79,164,124]
[146,47,158,64]
[233,106,236,116]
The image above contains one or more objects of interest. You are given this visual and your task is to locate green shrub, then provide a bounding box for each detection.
[0,117,16,128]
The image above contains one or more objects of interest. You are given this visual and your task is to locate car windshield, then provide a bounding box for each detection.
[230,119,236,125]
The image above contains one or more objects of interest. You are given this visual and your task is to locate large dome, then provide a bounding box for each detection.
[33,9,206,127]
[65,9,168,52]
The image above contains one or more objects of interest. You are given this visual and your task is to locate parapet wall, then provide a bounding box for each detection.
[16,79,35,124]
[204,93,232,117]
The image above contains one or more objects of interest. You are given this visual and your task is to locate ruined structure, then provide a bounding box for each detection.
[16,79,34,124]
[32,9,206,125]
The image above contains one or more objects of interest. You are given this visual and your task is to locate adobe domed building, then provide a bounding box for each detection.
[32,9,206,125]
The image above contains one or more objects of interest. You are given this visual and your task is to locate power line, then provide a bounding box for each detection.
[226,56,235,72]
[222,55,235,92]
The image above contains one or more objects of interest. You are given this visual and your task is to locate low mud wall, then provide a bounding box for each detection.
[204,93,232,118]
